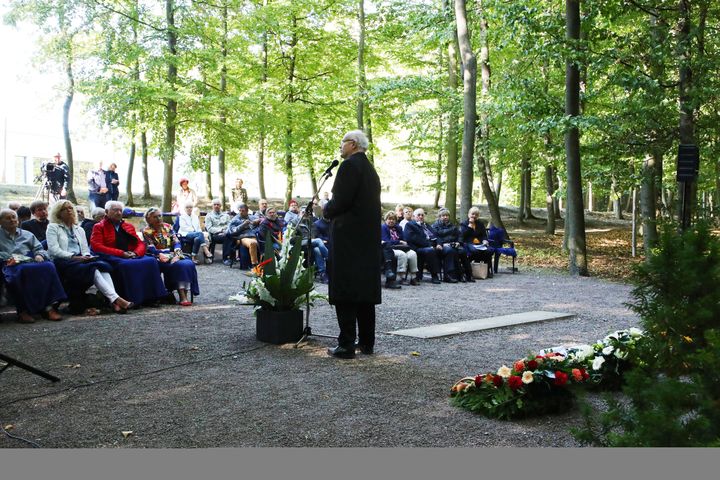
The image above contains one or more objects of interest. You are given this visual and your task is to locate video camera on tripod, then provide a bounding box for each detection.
[34,161,63,202]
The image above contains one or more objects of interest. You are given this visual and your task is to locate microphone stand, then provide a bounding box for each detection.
[294,162,338,348]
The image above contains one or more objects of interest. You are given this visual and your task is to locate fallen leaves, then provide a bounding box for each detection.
[62,364,81,369]
[121,431,133,438]
[410,351,421,357]
[3,424,14,431]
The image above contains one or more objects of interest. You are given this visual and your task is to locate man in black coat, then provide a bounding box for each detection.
[323,130,381,359]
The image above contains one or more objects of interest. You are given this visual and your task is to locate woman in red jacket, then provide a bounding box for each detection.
[90,201,167,306]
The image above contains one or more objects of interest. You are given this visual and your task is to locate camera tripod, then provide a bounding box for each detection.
[33,174,60,204]
[0,353,60,382]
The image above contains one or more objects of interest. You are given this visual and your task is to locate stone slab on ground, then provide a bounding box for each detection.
[387,310,575,339]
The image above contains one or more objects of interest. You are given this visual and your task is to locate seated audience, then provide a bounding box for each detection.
[82,207,105,245]
[16,206,31,225]
[403,208,442,284]
[21,200,50,242]
[284,199,302,227]
[258,206,284,253]
[256,198,269,218]
[225,203,261,268]
[398,206,413,230]
[381,211,419,286]
[285,200,328,283]
[90,201,167,305]
[432,208,472,283]
[178,203,212,264]
[204,198,232,263]
[313,215,331,247]
[142,207,199,306]
[0,208,65,323]
[487,221,517,273]
[459,207,494,278]
[46,200,132,314]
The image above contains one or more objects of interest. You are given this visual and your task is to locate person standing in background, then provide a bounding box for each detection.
[48,153,69,200]
[87,161,108,210]
[231,178,248,205]
[106,163,120,201]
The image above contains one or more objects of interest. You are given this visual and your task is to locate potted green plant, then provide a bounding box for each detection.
[230,225,325,344]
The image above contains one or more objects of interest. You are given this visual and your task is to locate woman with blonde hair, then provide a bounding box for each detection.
[46,200,133,314]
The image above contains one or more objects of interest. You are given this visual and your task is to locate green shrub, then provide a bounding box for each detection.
[573,222,720,447]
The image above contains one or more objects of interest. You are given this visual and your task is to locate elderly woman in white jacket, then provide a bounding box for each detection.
[177,202,212,264]
[46,200,133,314]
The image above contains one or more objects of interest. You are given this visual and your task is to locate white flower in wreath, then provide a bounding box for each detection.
[614,349,628,360]
[569,344,594,362]
[521,371,534,384]
[602,345,614,355]
[629,327,643,338]
[592,356,606,371]
[497,365,512,378]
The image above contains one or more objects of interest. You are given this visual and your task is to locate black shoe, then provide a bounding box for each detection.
[384,269,396,281]
[354,343,374,355]
[431,276,442,285]
[385,279,401,289]
[409,277,419,286]
[327,346,356,359]
[465,275,476,283]
[443,275,458,283]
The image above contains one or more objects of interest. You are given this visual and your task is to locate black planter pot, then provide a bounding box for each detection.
[255,309,304,344]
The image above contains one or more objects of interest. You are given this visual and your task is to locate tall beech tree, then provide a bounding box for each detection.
[564,0,588,276]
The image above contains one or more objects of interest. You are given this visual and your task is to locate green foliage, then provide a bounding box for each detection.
[573,222,720,446]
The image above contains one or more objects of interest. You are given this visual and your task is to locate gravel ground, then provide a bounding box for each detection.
[0,263,638,448]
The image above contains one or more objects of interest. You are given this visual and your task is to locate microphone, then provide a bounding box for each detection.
[323,159,339,177]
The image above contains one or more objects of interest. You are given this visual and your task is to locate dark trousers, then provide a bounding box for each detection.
[335,302,376,349]
[416,247,440,277]
[88,192,107,210]
[439,245,459,274]
[210,233,233,260]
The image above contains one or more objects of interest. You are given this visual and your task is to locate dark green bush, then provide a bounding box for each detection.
[573,222,720,447]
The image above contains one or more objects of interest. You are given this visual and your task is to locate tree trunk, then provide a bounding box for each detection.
[205,154,213,201]
[494,169,502,201]
[141,131,150,199]
[611,175,623,219]
[257,0,269,201]
[454,0,476,218]
[126,140,135,206]
[434,118,443,209]
[284,127,294,209]
[309,160,318,199]
[62,46,77,204]
[544,165,556,234]
[518,155,528,223]
[357,0,366,130]
[217,1,228,209]
[640,151,659,254]
[564,0,588,276]
[443,0,459,220]
[554,172,562,219]
[677,0,696,229]
[586,182,593,212]
[161,0,178,215]
[475,0,504,229]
